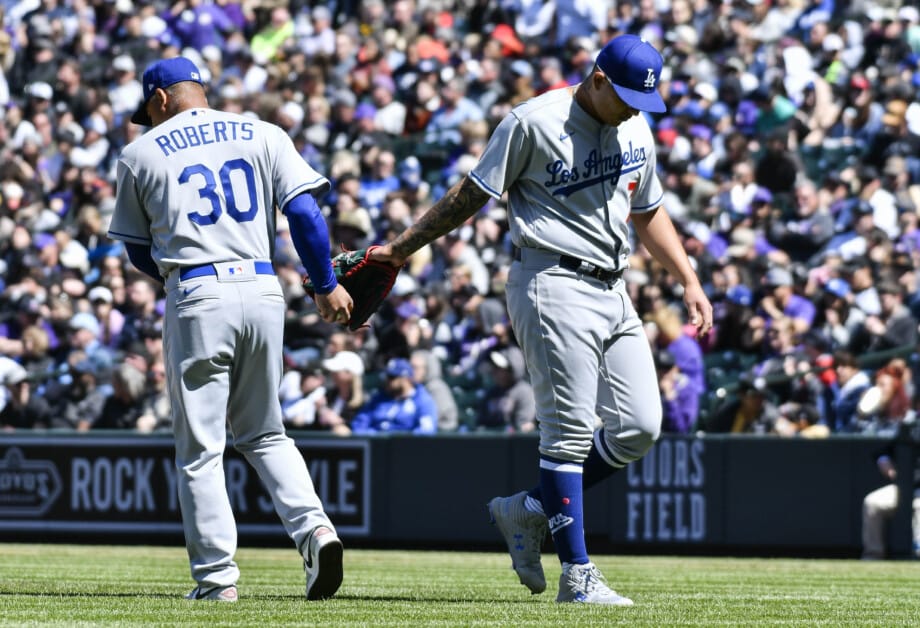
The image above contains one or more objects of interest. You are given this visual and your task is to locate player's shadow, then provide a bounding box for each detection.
[0,591,178,599]
[0,591,540,604]
[265,593,540,604]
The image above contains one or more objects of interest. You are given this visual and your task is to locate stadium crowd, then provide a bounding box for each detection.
[1,0,919,438]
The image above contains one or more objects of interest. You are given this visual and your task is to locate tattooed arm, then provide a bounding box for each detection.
[369,176,492,266]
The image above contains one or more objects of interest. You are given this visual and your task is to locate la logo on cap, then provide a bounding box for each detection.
[595,34,667,113]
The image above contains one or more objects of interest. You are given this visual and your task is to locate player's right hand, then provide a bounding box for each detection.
[315,284,353,325]
[683,281,713,337]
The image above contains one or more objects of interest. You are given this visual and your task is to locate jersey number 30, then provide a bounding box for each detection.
[179,159,258,225]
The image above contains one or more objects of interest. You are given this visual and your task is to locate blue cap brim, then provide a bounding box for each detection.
[131,98,152,126]
[611,83,667,114]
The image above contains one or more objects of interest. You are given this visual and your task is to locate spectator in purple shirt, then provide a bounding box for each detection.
[656,349,698,434]
[0,294,60,358]
[214,0,252,33]
[161,0,237,51]
[754,266,816,336]
[648,305,705,396]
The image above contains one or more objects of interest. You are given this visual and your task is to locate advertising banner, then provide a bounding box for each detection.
[610,437,723,545]
[0,436,370,537]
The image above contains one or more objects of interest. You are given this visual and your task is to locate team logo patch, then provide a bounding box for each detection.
[548,512,574,534]
[644,69,656,89]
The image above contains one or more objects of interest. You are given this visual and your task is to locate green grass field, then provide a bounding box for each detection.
[1,544,919,626]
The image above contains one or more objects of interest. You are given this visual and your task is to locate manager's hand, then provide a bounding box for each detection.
[316,284,353,325]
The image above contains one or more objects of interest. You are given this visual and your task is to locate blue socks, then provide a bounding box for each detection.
[525,431,625,564]
[538,457,588,565]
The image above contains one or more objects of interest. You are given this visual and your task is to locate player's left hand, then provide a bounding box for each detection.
[366,243,406,268]
[683,282,713,337]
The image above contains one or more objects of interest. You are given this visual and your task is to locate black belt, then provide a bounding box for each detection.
[513,248,623,283]
[559,255,623,283]
[179,261,275,281]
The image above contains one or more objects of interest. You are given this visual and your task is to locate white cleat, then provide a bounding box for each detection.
[556,562,634,605]
[185,585,238,602]
[304,525,344,600]
[488,491,548,594]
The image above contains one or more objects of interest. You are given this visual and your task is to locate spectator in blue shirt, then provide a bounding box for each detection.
[350,358,438,435]
[423,76,484,148]
[358,149,401,217]
[830,350,872,432]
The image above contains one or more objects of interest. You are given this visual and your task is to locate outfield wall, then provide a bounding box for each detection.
[0,433,912,557]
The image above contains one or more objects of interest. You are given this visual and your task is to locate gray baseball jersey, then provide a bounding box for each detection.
[470,87,663,272]
[469,88,662,463]
[108,108,335,590]
[109,108,329,275]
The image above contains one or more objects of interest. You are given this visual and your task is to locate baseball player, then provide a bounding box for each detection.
[371,35,712,604]
[107,57,351,602]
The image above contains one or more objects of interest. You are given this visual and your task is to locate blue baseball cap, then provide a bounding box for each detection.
[595,35,666,113]
[709,101,731,121]
[751,186,774,204]
[689,124,713,142]
[726,285,753,307]
[399,156,422,189]
[131,57,205,126]
[354,102,377,120]
[385,358,414,379]
[823,277,851,299]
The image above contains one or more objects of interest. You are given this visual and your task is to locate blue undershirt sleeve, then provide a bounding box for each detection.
[125,243,163,284]
[282,192,337,294]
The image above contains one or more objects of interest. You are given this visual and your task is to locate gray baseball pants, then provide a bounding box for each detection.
[164,265,334,589]
[506,247,661,463]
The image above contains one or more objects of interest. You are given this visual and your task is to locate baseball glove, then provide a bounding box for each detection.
[303,245,401,331]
